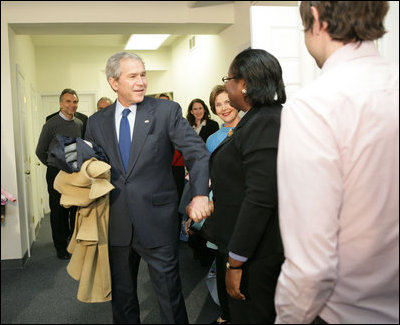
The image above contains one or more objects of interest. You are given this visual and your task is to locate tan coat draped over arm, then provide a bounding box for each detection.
[54,158,114,303]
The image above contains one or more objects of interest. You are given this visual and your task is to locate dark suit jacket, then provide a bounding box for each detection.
[199,119,219,143]
[47,111,88,135]
[201,104,283,260]
[85,97,210,248]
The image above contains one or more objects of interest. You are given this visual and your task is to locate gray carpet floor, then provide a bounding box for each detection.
[1,215,220,324]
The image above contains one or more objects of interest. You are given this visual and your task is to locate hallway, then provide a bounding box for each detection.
[1,215,220,324]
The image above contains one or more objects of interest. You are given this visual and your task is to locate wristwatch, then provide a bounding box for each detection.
[226,261,242,270]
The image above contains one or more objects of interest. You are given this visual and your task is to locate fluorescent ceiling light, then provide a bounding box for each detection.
[125,34,170,50]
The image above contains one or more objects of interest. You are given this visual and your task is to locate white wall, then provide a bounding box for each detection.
[378,1,399,65]
[172,1,253,122]
[1,1,235,25]
[32,0,255,127]
[36,46,173,104]
[171,35,221,119]
[1,30,35,260]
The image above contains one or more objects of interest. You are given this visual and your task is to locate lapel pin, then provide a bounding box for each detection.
[144,120,150,123]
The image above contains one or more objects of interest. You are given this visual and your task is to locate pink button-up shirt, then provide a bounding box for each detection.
[275,41,399,324]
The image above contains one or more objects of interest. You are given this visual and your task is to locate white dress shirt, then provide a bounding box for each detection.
[193,119,206,135]
[275,41,399,324]
[115,100,137,141]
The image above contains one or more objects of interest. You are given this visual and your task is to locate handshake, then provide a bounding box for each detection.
[185,195,214,223]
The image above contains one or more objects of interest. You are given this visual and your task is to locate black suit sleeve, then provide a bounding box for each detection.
[168,103,210,197]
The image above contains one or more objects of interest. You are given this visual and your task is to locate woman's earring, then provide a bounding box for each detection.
[241,89,247,95]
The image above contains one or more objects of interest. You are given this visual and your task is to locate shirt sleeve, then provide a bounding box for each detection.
[229,251,248,262]
[274,97,342,323]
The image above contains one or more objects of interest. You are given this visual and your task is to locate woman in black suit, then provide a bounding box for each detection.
[186,98,219,143]
[201,49,286,323]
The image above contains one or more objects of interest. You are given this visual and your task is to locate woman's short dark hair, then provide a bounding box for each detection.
[230,49,286,108]
[300,1,388,43]
[186,98,211,126]
[209,85,226,115]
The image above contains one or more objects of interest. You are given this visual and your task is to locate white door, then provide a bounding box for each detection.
[250,5,319,100]
[76,93,97,117]
[41,93,96,119]
[16,65,34,254]
[251,4,399,95]
[377,1,399,65]
[30,84,47,222]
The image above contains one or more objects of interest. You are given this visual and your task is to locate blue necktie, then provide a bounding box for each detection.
[119,108,131,172]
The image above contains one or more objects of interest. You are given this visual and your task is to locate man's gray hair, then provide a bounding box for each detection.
[106,52,144,81]
[97,97,112,106]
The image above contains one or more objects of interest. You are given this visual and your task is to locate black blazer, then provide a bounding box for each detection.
[85,97,210,248]
[199,119,219,143]
[201,104,283,260]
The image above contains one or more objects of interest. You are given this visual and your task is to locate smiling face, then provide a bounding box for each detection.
[59,93,78,120]
[190,102,205,123]
[214,91,239,128]
[108,58,147,107]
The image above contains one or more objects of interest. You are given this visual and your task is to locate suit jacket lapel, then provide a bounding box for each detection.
[126,98,154,177]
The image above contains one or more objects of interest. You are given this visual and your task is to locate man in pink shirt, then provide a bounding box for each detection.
[275,2,398,324]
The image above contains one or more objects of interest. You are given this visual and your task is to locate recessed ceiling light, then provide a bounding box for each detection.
[124,34,170,50]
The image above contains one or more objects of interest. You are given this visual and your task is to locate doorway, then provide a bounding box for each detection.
[41,93,97,118]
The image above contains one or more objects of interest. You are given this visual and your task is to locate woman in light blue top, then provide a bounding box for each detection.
[206,86,241,154]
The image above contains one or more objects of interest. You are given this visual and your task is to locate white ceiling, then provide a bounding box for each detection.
[189,1,234,7]
[14,22,230,50]
[29,34,182,49]
[11,1,234,50]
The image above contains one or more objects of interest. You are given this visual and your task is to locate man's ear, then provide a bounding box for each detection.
[310,6,328,35]
[108,77,118,92]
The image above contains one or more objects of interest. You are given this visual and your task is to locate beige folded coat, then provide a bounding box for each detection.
[54,158,114,303]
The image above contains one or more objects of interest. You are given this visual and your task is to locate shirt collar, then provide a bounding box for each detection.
[59,111,75,121]
[116,99,137,115]
[322,41,379,73]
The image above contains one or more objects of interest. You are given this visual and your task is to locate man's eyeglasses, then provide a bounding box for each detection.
[222,76,236,83]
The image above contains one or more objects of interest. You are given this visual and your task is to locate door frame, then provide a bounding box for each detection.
[16,64,31,257]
